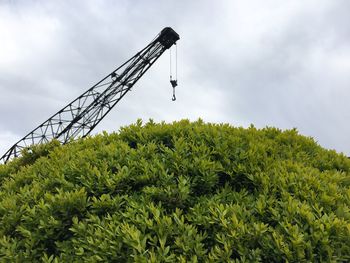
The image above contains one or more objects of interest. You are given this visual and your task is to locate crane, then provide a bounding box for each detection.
[0,27,179,164]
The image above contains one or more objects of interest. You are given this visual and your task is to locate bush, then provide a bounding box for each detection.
[0,119,349,262]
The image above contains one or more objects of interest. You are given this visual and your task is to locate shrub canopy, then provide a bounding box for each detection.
[0,119,349,262]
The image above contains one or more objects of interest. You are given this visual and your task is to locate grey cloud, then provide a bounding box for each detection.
[0,0,349,156]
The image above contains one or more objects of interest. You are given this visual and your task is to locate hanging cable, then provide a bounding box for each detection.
[170,47,172,78]
[169,44,178,101]
[175,43,178,80]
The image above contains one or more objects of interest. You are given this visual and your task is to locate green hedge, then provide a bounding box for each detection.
[0,119,349,262]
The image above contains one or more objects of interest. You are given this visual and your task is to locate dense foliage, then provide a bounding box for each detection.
[0,119,349,262]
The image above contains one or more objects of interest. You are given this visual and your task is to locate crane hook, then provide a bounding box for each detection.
[170,78,177,101]
[172,86,176,101]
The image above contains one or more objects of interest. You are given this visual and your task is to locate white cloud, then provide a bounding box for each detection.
[0,4,61,70]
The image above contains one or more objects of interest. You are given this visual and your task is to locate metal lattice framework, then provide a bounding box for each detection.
[1,27,179,164]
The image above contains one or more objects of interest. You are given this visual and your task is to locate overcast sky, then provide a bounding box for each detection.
[0,0,349,156]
